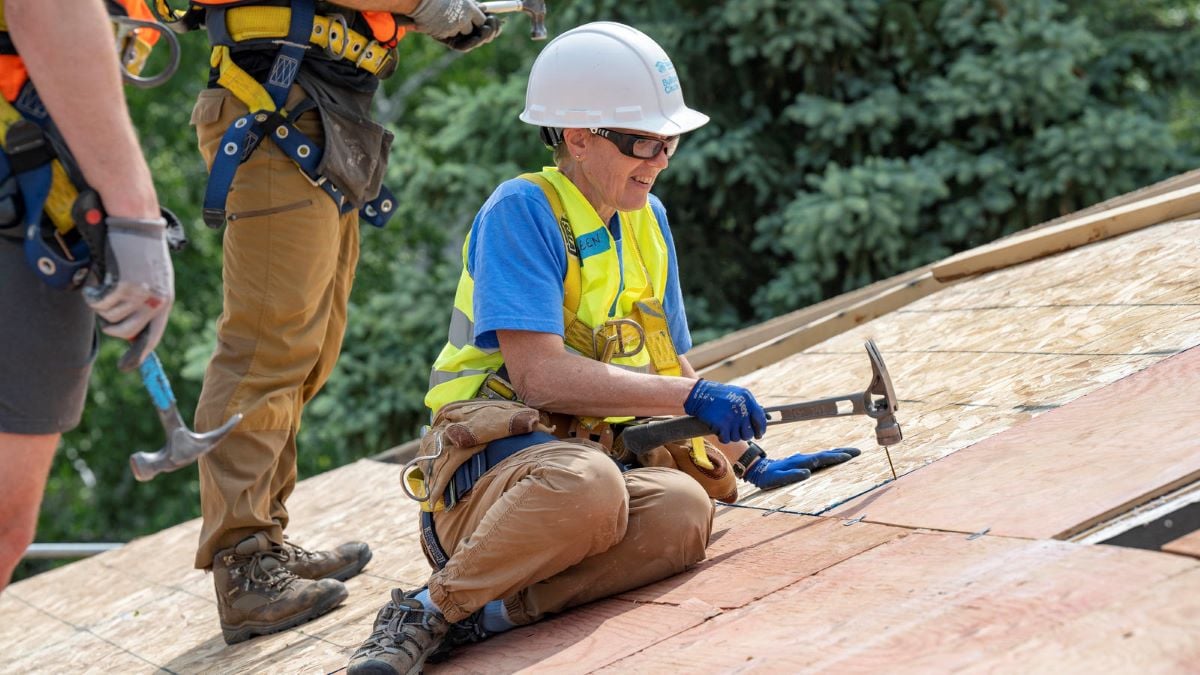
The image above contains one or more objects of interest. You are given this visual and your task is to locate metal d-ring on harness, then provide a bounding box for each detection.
[199,0,396,230]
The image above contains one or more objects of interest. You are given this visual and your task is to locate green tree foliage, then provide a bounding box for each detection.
[21,0,1200,578]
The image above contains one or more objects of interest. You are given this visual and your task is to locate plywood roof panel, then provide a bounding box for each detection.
[832,346,1200,539]
[962,565,1200,674]
[598,532,1198,674]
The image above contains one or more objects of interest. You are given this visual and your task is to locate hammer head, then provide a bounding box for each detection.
[863,340,903,446]
[480,0,547,40]
[519,0,547,40]
[129,412,243,481]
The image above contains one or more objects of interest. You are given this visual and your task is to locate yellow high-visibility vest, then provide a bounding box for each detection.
[425,167,683,416]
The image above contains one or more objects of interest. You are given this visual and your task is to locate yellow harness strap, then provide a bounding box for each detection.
[519,172,596,356]
[222,6,394,76]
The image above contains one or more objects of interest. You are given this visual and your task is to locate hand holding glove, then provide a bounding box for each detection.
[409,0,501,51]
[82,215,175,369]
[684,379,767,444]
[744,447,861,490]
[436,14,502,52]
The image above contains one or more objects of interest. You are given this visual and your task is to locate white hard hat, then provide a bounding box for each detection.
[520,22,709,137]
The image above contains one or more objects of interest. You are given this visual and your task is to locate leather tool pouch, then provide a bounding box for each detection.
[409,399,553,509]
[616,435,738,504]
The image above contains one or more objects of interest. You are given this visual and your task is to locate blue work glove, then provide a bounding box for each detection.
[684,379,768,444]
[744,447,862,490]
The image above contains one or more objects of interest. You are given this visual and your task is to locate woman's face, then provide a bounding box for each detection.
[565,128,673,220]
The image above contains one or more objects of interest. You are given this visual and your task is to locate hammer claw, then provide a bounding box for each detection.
[128,350,244,482]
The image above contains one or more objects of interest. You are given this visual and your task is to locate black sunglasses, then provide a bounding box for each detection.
[590,128,680,159]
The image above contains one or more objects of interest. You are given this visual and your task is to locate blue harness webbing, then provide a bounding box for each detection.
[420,430,558,570]
[1,83,93,290]
[200,0,396,230]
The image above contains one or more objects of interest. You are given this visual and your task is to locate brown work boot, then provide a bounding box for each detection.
[347,588,449,675]
[280,536,372,582]
[212,532,349,645]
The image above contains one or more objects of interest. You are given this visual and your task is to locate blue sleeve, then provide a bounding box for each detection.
[649,195,693,355]
[468,179,568,350]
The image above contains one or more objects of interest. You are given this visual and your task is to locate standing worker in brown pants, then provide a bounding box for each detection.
[347,22,860,674]
[163,0,502,644]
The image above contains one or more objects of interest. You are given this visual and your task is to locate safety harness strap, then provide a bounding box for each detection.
[0,81,93,289]
[419,430,558,569]
[200,0,396,229]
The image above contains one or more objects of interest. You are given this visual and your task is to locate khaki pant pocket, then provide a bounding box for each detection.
[227,198,314,222]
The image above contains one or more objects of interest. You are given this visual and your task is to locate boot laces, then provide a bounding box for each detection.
[282,537,320,563]
[355,589,440,660]
[236,548,298,593]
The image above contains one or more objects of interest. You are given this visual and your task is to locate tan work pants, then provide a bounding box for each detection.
[190,88,360,569]
[426,441,714,624]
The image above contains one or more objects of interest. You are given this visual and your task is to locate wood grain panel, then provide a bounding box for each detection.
[932,183,1200,281]
[617,508,903,608]
[963,565,1200,673]
[599,533,1196,674]
[833,346,1200,539]
[432,598,720,675]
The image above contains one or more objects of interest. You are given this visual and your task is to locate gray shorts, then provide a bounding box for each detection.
[0,237,96,434]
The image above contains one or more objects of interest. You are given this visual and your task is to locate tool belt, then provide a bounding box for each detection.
[473,371,740,504]
[195,0,397,229]
[403,399,559,569]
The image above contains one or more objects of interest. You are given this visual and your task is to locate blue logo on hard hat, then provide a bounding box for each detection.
[655,60,675,74]
[662,75,679,94]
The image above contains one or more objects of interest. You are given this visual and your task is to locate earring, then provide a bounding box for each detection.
[575,154,583,160]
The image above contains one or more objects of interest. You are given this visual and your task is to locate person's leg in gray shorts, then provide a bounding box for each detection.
[0,236,96,434]
[0,236,96,593]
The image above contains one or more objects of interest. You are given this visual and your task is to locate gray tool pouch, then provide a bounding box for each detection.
[298,73,394,209]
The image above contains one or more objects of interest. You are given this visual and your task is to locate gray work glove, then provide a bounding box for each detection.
[408,0,487,40]
[82,216,175,369]
[437,14,502,52]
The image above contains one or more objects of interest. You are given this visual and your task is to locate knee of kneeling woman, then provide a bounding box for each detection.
[661,472,716,558]
[543,450,627,524]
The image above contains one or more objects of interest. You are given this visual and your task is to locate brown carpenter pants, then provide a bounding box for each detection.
[425,440,714,625]
[189,87,360,569]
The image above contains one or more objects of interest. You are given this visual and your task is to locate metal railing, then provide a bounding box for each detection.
[22,543,123,560]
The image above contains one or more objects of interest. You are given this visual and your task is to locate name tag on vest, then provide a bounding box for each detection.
[576,227,611,261]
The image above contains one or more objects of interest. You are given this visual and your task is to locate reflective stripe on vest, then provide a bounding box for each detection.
[425,167,675,416]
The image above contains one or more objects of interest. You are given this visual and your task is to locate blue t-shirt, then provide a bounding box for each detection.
[467,178,692,355]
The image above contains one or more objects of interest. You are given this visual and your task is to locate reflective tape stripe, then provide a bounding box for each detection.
[429,367,491,388]
[447,307,473,349]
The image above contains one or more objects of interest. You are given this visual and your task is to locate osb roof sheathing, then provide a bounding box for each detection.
[4,178,1200,673]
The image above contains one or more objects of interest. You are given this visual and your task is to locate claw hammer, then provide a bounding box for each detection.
[128,351,243,481]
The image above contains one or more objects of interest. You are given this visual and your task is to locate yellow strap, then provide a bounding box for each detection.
[0,98,78,235]
[520,172,596,356]
[221,6,393,77]
[689,438,714,471]
[211,45,276,113]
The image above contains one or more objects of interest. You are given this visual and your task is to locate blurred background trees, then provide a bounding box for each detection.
[18,0,1200,578]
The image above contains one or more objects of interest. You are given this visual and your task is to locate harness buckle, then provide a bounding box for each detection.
[593,318,646,364]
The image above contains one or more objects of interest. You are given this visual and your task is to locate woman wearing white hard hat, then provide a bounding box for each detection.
[348,22,858,674]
